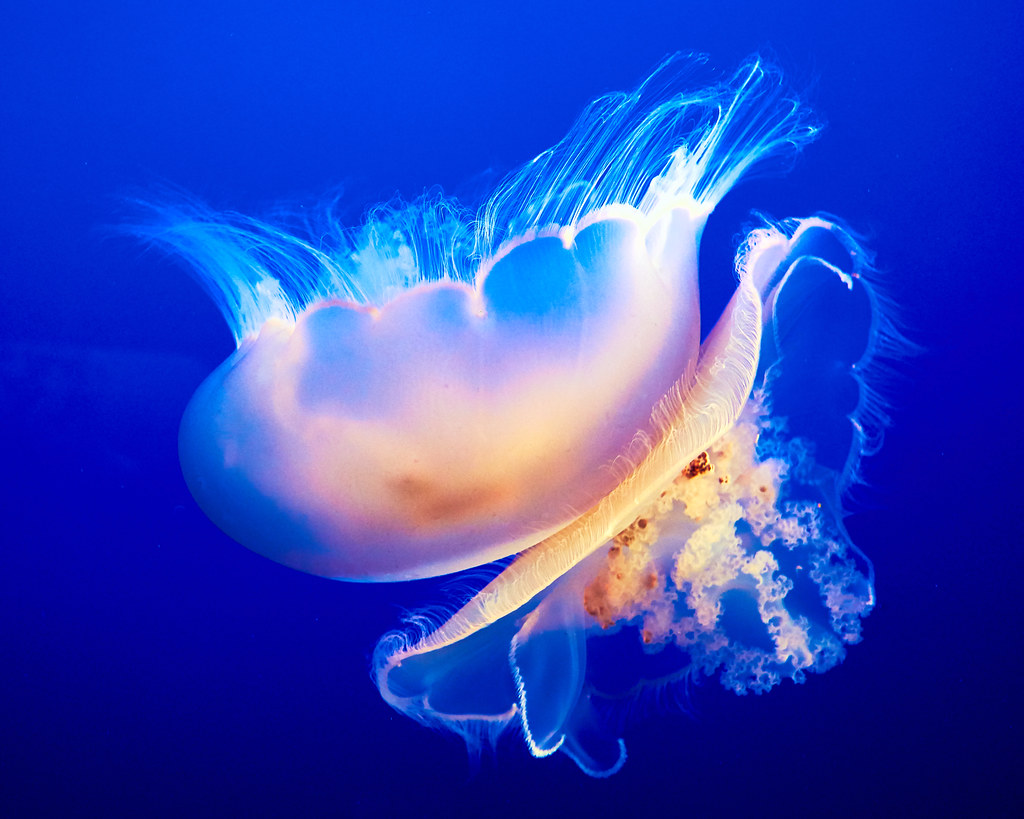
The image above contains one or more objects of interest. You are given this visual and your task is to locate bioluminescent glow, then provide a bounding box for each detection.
[137,55,895,776]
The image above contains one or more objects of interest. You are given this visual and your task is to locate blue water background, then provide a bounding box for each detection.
[2,1,1021,815]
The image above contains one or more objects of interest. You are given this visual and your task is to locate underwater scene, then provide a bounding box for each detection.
[2,1,1021,816]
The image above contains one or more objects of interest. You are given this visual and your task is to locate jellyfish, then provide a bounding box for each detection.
[137,56,895,776]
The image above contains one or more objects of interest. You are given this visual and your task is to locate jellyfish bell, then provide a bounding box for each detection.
[138,54,894,776]
[176,201,704,581]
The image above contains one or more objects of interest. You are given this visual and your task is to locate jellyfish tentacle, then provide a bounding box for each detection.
[558,695,629,778]
[509,590,587,758]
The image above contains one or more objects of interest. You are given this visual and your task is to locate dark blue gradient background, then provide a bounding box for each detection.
[2,2,1020,816]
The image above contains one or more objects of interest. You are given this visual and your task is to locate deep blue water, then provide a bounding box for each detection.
[2,1,1021,816]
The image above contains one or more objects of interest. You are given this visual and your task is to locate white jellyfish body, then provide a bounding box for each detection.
[139,56,893,776]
